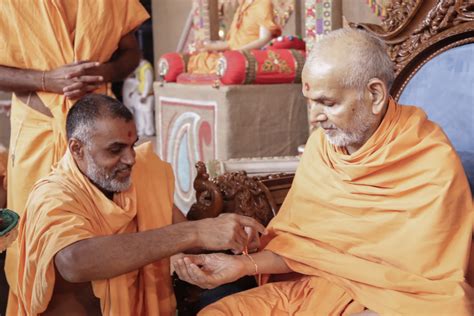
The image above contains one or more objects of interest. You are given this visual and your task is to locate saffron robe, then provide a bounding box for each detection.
[17,143,176,315]
[201,100,474,315]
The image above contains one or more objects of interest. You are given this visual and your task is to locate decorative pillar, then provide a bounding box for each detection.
[304,0,342,52]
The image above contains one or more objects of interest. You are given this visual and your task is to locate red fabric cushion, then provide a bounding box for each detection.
[176,73,219,85]
[265,35,306,51]
[220,49,306,85]
[158,53,188,82]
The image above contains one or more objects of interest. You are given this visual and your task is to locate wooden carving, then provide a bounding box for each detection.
[383,0,422,34]
[352,0,474,97]
[187,162,293,226]
[389,0,473,73]
[187,161,223,220]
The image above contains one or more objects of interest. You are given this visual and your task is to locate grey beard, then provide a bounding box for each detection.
[325,103,377,149]
[83,153,132,193]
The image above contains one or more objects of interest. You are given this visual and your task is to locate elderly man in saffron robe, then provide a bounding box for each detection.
[174,29,474,315]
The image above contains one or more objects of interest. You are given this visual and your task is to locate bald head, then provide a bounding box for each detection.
[304,28,394,91]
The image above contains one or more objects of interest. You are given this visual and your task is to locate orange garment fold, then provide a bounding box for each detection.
[205,99,474,315]
[0,0,149,311]
[200,276,365,315]
[188,0,281,74]
[17,143,176,315]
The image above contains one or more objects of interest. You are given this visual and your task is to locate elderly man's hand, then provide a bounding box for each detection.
[195,214,266,254]
[174,253,246,289]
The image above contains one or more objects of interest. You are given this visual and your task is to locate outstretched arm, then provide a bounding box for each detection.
[199,26,272,52]
[54,214,266,283]
[174,250,292,289]
[237,26,272,51]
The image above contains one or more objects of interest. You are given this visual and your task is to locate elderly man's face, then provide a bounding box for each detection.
[80,117,137,193]
[302,61,378,151]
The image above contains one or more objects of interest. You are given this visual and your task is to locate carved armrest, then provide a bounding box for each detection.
[187,161,295,226]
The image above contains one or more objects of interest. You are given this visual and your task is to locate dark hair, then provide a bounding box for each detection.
[66,94,133,141]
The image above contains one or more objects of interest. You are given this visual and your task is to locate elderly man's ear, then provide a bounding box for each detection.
[68,138,85,161]
[366,78,388,115]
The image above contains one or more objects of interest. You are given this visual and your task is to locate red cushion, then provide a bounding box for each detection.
[220,49,306,85]
[158,53,189,82]
[176,73,219,85]
[265,35,306,51]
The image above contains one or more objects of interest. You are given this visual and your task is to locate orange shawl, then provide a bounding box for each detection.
[265,100,474,315]
[17,143,176,315]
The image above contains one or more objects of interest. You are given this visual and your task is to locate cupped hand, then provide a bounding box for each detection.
[196,213,266,254]
[174,253,247,289]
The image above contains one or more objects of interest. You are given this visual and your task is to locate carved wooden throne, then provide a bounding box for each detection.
[176,2,474,311]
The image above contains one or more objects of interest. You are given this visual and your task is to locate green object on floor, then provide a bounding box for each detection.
[0,208,19,237]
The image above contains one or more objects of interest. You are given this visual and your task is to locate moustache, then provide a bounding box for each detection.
[112,165,133,176]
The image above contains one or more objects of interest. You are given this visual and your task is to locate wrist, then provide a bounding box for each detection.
[193,219,210,250]
[189,220,204,250]
[241,253,258,276]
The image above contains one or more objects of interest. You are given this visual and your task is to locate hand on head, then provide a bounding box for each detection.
[196,213,266,254]
[46,61,104,99]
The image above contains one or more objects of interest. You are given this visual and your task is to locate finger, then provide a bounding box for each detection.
[175,259,193,284]
[184,258,206,286]
[187,254,206,266]
[78,75,104,83]
[63,82,84,93]
[65,62,100,79]
[67,60,89,66]
[246,227,261,249]
[64,90,88,100]
[187,261,213,289]
[235,215,267,235]
[230,232,247,254]
[83,83,102,92]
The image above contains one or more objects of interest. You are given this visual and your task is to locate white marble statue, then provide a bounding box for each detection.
[123,59,155,137]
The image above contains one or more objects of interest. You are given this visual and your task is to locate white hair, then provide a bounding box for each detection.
[70,122,94,147]
[306,28,395,91]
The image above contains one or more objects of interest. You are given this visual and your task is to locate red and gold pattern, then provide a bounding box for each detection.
[220,48,305,85]
[261,50,292,74]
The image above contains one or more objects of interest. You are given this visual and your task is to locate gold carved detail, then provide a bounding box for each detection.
[387,0,473,73]
[262,50,292,74]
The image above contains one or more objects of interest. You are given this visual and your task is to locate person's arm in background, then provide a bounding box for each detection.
[237,26,272,51]
[199,26,272,52]
[63,31,142,99]
[0,30,141,100]
[0,62,103,97]
[199,40,230,52]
